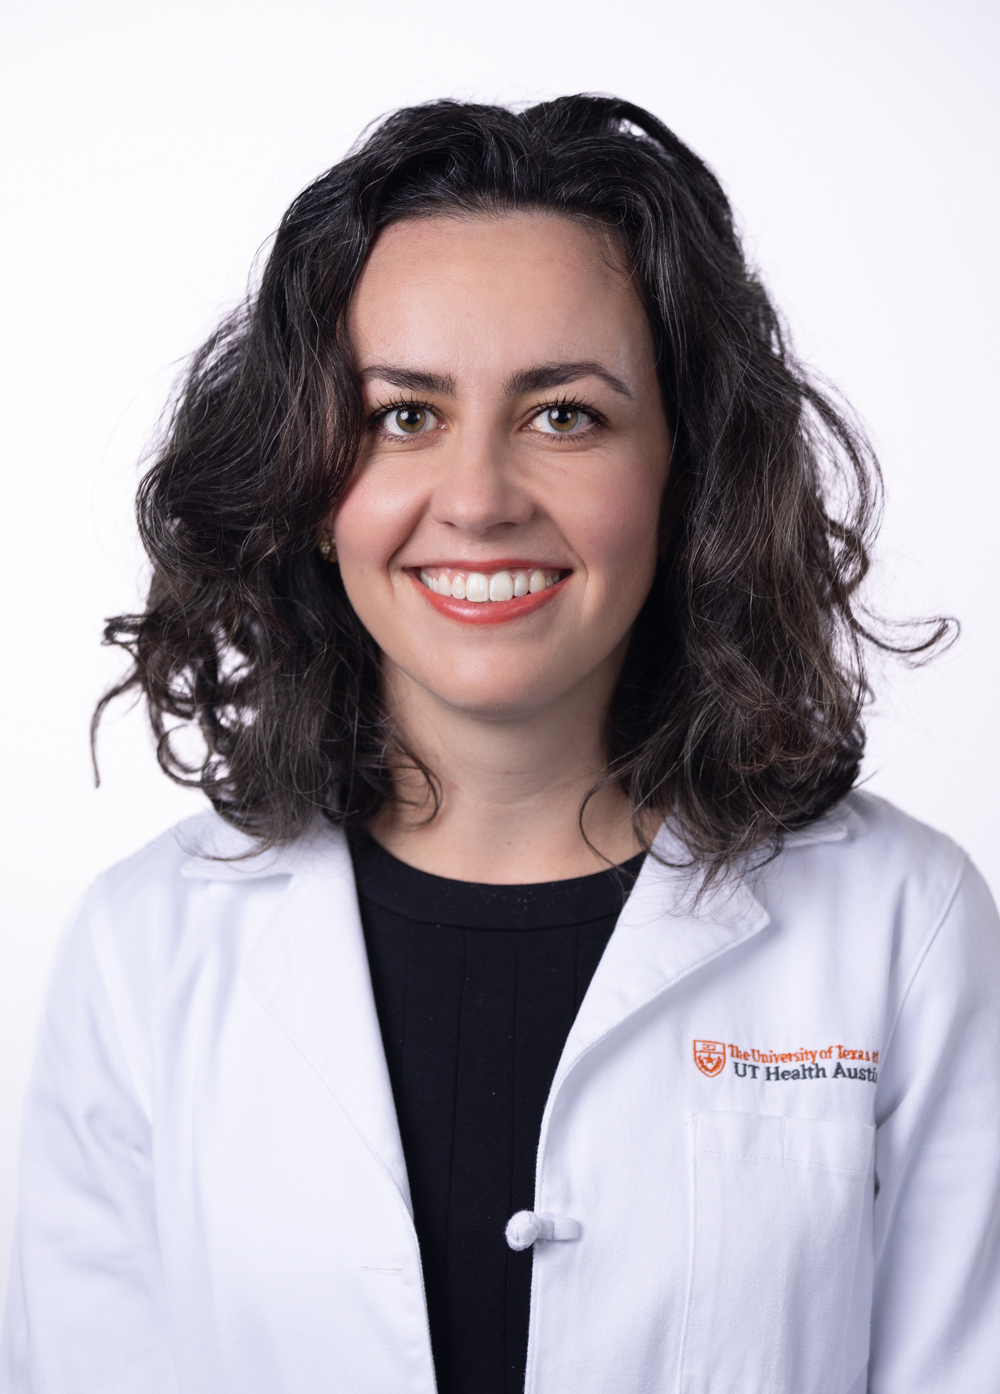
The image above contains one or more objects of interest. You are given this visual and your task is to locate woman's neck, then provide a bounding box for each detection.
[367,662,646,883]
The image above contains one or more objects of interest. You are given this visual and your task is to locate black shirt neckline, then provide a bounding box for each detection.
[349,828,645,931]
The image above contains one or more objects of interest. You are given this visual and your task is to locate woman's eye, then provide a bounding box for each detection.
[380,405,437,436]
[531,405,595,435]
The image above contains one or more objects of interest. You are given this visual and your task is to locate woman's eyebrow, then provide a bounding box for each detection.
[359,365,458,394]
[504,362,633,399]
[357,361,632,399]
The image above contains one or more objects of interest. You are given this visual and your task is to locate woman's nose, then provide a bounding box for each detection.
[429,431,535,535]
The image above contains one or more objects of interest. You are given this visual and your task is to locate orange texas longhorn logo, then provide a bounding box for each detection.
[693,1040,727,1077]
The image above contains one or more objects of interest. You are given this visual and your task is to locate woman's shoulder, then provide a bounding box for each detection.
[72,811,350,970]
[50,813,351,1036]
[92,810,347,901]
[777,789,994,954]
[804,788,968,873]
[780,788,965,880]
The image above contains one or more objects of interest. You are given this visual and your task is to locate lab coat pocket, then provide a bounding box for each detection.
[678,1110,874,1394]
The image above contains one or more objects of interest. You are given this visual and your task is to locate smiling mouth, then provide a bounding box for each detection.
[417,566,566,602]
[408,564,571,624]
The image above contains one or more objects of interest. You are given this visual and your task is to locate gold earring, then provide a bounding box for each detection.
[317,530,338,563]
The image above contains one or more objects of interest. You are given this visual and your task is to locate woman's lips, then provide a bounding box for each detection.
[408,565,570,624]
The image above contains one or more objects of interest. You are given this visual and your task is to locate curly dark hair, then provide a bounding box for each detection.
[96,93,948,879]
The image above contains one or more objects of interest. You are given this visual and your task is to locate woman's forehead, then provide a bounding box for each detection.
[349,211,652,381]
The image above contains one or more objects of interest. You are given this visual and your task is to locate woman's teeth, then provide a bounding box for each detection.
[418,567,563,602]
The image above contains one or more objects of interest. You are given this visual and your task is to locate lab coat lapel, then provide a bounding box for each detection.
[556,827,771,1084]
[240,829,412,1212]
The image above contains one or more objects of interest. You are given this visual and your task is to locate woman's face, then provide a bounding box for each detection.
[334,212,672,723]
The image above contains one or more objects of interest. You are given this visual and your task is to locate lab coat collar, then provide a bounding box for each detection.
[175,813,336,880]
[553,822,772,1090]
[782,814,849,847]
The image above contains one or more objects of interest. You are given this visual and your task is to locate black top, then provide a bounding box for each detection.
[350,831,644,1394]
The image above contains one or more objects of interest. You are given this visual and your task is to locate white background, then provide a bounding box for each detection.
[1,0,997,1305]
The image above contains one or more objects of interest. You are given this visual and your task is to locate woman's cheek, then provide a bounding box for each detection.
[333,465,426,572]
[565,467,664,584]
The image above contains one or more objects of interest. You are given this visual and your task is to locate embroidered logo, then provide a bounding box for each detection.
[693,1040,727,1077]
[695,1039,880,1083]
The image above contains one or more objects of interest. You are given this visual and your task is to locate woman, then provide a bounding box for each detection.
[3,96,998,1393]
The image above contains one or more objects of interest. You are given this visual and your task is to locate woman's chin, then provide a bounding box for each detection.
[384,637,625,727]
[409,677,566,723]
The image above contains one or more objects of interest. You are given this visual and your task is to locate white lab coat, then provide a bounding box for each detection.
[2,791,999,1393]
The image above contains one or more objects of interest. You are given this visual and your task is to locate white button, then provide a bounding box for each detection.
[505,1210,581,1251]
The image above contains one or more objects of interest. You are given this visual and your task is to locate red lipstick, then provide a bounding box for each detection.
[409,570,570,625]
